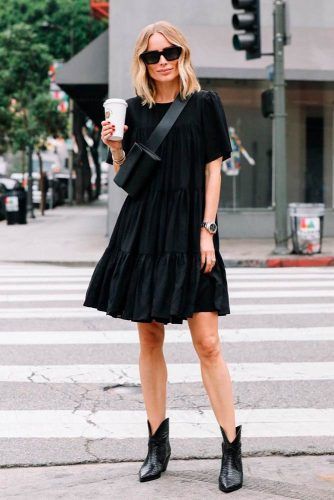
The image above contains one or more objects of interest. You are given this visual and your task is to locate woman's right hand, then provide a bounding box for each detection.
[101,120,128,151]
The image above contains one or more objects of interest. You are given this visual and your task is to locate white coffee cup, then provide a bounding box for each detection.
[103,98,128,141]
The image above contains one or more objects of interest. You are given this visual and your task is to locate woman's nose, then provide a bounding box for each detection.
[158,54,168,64]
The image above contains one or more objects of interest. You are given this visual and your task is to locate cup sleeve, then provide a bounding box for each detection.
[106,102,132,164]
[202,91,232,164]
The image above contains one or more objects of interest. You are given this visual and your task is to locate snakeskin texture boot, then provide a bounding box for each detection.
[218,424,243,493]
[139,417,171,482]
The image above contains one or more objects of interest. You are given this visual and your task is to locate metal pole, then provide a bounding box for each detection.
[27,146,35,218]
[68,98,74,205]
[273,0,289,254]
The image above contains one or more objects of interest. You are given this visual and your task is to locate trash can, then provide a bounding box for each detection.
[288,203,325,255]
[5,192,19,225]
[17,186,27,224]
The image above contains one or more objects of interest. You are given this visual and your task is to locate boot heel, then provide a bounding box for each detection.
[161,452,171,472]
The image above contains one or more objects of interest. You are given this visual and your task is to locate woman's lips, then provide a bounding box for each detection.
[158,68,172,74]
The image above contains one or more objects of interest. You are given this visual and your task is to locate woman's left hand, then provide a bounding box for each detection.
[200,229,216,273]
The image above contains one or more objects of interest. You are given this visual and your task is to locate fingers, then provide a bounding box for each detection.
[200,252,216,273]
[100,122,128,145]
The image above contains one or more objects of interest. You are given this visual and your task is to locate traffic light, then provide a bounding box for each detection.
[232,0,261,60]
[261,89,274,118]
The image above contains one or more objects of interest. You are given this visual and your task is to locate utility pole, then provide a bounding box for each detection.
[273,0,289,254]
[27,145,35,219]
[67,19,75,205]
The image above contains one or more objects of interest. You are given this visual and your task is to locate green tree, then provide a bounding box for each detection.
[0,23,67,212]
[0,24,67,152]
[0,1,106,204]
[0,0,106,61]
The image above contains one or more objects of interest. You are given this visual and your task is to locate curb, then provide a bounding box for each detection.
[2,256,334,268]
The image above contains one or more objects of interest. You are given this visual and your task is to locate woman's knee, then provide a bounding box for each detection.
[193,333,221,361]
[137,321,165,352]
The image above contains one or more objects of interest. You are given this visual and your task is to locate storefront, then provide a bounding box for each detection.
[57,0,334,237]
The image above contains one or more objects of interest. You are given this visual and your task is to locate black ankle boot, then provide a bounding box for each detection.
[139,417,171,482]
[218,424,243,493]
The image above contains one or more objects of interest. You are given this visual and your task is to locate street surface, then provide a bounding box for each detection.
[0,263,333,498]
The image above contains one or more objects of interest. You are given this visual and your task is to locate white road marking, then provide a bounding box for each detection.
[230,290,334,298]
[0,302,334,319]
[229,281,334,288]
[0,408,332,439]
[0,327,332,345]
[0,294,85,302]
[2,282,334,293]
[0,277,90,284]
[0,362,332,383]
[3,291,334,302]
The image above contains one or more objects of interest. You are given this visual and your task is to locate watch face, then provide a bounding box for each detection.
[209,223,217,233]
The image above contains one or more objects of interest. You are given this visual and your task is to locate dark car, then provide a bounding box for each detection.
[0,177,22,221]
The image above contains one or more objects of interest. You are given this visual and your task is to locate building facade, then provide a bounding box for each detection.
[107,0,334,237]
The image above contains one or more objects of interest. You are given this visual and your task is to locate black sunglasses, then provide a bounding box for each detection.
[140,45,182,65]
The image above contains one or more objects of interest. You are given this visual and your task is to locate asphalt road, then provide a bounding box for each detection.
[0,264,333,499]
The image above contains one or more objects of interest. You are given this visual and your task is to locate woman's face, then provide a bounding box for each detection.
[144,32,180,85]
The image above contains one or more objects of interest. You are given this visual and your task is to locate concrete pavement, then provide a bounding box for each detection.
[0,456,333,499]
[1,195,334,267]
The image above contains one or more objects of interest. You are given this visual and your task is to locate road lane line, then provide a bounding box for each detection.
[0,303,334,318]
[0,362,332,383]
[0,408,332,438]
[0,327,332,344]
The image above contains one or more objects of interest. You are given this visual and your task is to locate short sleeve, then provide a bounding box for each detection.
[105,99,133,164]
[202,91,232,164]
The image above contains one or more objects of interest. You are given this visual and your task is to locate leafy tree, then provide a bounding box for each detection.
[0,23,67,212]
[0,1,106,204]
[0,0,106,61]
[0,24,67,151]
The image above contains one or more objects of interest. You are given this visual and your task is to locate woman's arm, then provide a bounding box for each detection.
[200,156,222,273]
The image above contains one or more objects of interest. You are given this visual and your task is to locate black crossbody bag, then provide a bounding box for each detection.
[113,94,192,198]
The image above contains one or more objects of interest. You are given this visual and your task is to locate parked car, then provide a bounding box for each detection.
[0,176,22,221]
[11,153,68,209]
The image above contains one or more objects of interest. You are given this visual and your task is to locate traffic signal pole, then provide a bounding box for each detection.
[273,0,289,254]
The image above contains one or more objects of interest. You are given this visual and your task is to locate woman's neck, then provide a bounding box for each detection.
[154,79,180,103]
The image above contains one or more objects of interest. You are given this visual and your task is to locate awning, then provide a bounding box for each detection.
[55,30,108,124]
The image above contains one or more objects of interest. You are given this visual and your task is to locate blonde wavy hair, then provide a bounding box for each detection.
[131,21,201,107]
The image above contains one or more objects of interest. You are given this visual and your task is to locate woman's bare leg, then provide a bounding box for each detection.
[137,321,167,435]
[187,311,237,442]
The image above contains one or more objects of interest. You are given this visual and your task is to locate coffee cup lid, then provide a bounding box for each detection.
[103,98,128,107]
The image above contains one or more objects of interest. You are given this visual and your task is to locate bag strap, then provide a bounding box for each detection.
[146,93,192,152]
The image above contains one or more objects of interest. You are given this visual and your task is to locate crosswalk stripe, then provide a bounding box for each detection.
[3,287,334,298]
[230,290,334,298]
[0,408,332,439]
[0,303,333,319]
[226,268,334,273]
[0,283,89,290]
[0,327,332,345]
[0,270,93,278]
[229,281,334,288]
[4,290,334,301]
[0,362,332,383]
[0,294,85,302]
[1,268,334,278]
[0,277,90,284]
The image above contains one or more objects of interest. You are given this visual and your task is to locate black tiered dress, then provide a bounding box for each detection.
[83,90,232,325]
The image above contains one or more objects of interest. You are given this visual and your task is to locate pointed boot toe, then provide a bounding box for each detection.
[218,424,243,493]
[139,417,171,482]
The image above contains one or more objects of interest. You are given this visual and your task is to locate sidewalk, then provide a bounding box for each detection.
[1,196,334,267]
[0,456,333,499]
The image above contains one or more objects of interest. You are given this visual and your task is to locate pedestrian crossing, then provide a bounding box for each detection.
[0,263,333,466]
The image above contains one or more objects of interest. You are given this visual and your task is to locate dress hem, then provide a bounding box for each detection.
[83,302,231,325]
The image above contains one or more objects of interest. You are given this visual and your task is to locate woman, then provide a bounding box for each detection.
[84,20,243,493]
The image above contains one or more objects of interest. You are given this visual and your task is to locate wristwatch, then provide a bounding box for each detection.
[201,221,218,234]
